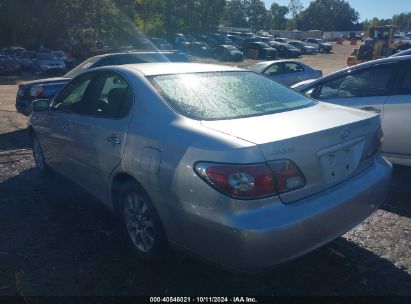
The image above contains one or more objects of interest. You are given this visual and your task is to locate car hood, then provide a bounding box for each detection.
[20,77,70,86]
[321,43,332,47]
[305,46,316,49]
[200,102,375,145]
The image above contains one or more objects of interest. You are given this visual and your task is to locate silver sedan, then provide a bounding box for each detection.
[29,63,391,272]
[248,60,322,86]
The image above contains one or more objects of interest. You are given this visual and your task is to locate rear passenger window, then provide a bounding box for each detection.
[52,72,95,114]
[284,63,304,73]
[89,72,133,118]
[318,64,396,99]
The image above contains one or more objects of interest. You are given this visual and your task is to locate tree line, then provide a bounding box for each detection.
[0,0,409,49]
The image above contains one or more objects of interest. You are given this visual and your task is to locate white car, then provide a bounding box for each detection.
[296,55,411,166]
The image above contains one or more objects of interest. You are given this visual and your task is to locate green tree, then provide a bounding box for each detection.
[296,0,360,31]
[223,0,249,27]
[288,0,303,29]
[268,2,289,30]
[392,12,411,30]
[246,0,267,30]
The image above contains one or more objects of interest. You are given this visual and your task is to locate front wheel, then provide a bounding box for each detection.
[119,184,167,260]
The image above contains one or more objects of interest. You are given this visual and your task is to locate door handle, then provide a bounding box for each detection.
[62,124,71,131]
[107,135,121,145]
[360,107,381,113]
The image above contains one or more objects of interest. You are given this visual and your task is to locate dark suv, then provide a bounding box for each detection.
[16,51,189,115]
[243,42,277,60]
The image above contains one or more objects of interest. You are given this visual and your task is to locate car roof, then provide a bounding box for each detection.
[123,62,242,76]
[251,59,306,67]
[299,55,411,89]
[391,48,411,57]
[91,51,180,59]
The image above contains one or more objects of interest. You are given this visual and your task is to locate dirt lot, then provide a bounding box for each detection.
[0,43,410,296]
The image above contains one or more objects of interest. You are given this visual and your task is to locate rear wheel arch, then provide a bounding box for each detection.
[110,173,151,217]
[110,172,169,259]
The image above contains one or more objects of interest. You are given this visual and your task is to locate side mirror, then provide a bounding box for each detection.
[32,99,50,112]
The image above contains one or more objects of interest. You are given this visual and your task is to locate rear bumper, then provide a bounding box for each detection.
[177,156,392,272]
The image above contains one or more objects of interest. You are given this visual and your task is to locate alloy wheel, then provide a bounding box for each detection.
[123,191,155,253]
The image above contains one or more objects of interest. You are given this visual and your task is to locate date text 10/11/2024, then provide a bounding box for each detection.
[149,297,258,303]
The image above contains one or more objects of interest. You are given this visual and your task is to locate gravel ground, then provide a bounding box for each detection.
[0,43,410,296]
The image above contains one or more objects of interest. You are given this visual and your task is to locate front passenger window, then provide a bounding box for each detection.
[264,64,282,76]
[52,73,94,113]
[318,64,396,99]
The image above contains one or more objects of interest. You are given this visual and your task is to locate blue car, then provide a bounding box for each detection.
[16,51,189,115]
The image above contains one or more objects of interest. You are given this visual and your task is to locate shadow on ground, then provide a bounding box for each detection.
[381,165,411,219]
[0,128,30,151]
[0,164,410,296]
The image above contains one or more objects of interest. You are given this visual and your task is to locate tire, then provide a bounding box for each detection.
[119,183,167,260]
[31,133,49,174]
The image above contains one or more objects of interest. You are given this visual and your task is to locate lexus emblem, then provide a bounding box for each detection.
[340,127,351,140]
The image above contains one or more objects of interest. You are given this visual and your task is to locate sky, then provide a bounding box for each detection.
[264,0,411,21]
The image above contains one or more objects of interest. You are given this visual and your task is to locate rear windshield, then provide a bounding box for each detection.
[149,71,315,120]
[38,53,57,60]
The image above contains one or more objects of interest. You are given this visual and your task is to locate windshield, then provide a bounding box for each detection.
[258,42,271,48]
[248,63,269,73]
[37,53,57,60]
[63,56,101,78]
[288,45,299,50]
[149,71,314,120]
[52,51,65,58]
[224,45,237,51]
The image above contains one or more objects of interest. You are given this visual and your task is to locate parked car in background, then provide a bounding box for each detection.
[226,34,245,46]
[302,38,333,53]
[30,52,66,75]
[243,42,277,60]
[29,62,391,272]
[52,51,76,70]
[214,45,243,61]
[197,35,219,48]
[0,53,21,75]
[249,60,322,86]
[274,38,288,43]
[150,38,174,50]
[296,55,411,166]
[269,42,301,58]
[16,51,189,115]
[16,51,36,71]
[288,41,317,54]
[189,41,213,57]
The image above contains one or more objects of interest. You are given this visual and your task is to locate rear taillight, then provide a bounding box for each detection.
[367,127,383,158]
[194,160,305,199]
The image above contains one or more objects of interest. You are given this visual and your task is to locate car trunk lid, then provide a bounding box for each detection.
[201,102,380,203]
